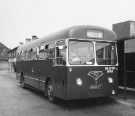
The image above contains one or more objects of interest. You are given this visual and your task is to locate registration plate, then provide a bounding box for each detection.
[89,84,103,89]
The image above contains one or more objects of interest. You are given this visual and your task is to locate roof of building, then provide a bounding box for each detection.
[0,42,10,60]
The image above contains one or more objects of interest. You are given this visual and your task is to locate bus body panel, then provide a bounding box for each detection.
[15,25,118,101]
[65,66,118,100]
[51,66,67,98]
[16,60,68,98]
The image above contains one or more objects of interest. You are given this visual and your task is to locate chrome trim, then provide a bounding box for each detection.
[93,41,98,65]
[66,38,70,66]
[68,38,116,42]
[24,76,46,83]
[119,86,135,92]
[115,43,119,66]
[88,70,104,81]
[39,80,46,83]
[65,39,69,66]
[66,65,118,67]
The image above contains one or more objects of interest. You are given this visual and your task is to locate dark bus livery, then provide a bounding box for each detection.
[16,25,118,102]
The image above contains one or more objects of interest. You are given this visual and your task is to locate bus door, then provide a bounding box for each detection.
[38,44,54,91]
[52,41,67,97]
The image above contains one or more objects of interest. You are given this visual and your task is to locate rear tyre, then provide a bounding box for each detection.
[47,81,56,103]
[20,79,26,88]
[20,74,26,88]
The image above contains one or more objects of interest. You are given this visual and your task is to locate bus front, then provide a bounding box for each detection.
[66,32,118,100]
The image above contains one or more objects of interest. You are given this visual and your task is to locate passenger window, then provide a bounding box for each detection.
[32,48,37,60]
[48,46,55,65]
[25,49,32,60]
[38,45,49,60]
[56,40,66,65]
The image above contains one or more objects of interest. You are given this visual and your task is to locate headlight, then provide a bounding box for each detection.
[76,78,83,86]
[108,77,113,83]
[112,90,115,95]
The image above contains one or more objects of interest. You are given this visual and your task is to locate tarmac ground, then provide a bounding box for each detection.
[0,61,135,116]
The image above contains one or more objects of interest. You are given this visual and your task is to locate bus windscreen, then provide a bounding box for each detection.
[69,40,95,65]
[96,42,117,65]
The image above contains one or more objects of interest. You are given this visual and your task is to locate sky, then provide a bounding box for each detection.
[0,0,135,49]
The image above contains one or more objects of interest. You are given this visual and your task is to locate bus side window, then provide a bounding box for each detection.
[47,48,55,65]
[32,47,38,60]
[44,42,55,65]
[38,45,49,60]
[18,50,23,60]
[25,50,31,61]
[26,48,33,60]
[56,46,66,65]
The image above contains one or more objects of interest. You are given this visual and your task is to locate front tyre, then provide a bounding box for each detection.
[47,81,56,103]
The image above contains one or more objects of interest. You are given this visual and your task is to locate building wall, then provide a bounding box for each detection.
[0,60,9,71]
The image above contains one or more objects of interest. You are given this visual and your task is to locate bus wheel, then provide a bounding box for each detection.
[47,81,56,103]
[20,80,25,88]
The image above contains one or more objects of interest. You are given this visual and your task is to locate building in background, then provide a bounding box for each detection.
[8,35,39,72]
[0,42,10,71]
[0,42,9,61]
[113,21,135,89]
[8,47,18,72]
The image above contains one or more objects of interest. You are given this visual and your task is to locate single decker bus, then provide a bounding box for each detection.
[16,25,118,102]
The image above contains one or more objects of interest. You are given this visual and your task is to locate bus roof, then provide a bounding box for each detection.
[18,25,117,51]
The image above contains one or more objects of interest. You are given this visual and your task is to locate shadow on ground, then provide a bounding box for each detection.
[21,85,117,110]
[56,97,116,110]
